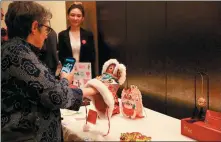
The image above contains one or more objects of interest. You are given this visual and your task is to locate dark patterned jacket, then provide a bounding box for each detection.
[1,37,83,142]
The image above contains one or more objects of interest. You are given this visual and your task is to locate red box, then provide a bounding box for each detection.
[181,110,221,141]
[87,109,98,125]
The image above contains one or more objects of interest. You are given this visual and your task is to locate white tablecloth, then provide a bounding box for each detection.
[61,102,194,141]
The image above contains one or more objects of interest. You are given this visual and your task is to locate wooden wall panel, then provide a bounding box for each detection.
[96,1,221,119]
[126,1,167,113]
[166,2,221,118]
[96,2,127,73]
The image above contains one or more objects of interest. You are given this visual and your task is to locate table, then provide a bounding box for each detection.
[61,102,194,141]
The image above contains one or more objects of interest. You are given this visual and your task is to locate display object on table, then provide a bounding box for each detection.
[61,109,79,116]
[181,72,221,141]
[181,110,221,141]
[83,137,94,141]
[121,85,144,119]
[83,59,126,136]
[185,97,207,123]
[120,132,151,141]
[73,62,92,88]
[72,62,92,106]
[204,110,221,131]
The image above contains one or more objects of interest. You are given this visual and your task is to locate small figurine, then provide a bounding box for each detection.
[187,97,207,123]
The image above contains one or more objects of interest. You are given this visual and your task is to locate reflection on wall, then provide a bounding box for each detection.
[96,2,127,73]
[97,1,221,119]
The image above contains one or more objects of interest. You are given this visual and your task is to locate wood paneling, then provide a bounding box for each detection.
[96,2,127,73]
[166,2,221,118]
[97,1,221,119]
[126,2,167,113]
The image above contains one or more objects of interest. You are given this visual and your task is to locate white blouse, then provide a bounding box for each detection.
[69,31,81,62]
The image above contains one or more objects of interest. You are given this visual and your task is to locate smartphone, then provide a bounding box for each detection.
[61,57,76,73]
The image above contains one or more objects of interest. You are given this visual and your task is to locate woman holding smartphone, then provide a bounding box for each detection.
[58,3,96,78]
[1,2,98,142]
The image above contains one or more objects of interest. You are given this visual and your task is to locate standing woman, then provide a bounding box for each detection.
[58,3,96,78]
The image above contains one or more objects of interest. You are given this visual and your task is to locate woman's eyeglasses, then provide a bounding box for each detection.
[39,24,52,34]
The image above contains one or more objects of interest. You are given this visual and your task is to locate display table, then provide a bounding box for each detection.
[61,101,194,141]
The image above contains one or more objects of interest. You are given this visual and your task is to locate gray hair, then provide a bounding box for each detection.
[5,1,52,39]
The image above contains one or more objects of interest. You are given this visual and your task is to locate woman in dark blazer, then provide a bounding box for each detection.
[58,3,96,78]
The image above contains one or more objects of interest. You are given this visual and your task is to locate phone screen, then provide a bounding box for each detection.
[61,57,76,73]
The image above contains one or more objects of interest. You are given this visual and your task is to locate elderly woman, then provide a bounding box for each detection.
[1,2,98,142]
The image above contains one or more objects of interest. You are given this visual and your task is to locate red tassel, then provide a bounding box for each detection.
[85,105,88,124]
[83,105,90,132]
[103,107,110,137]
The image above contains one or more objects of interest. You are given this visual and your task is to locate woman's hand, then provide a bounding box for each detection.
[82,87,99,98]
[55,61,62,77]
[60,67,75,85]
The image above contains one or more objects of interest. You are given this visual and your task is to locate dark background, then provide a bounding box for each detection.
[96,1,221,119]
